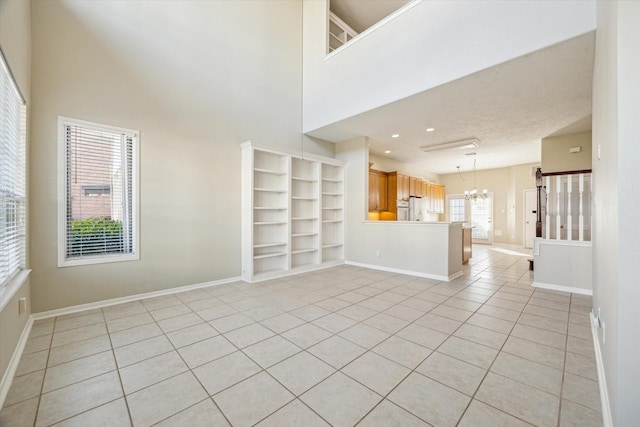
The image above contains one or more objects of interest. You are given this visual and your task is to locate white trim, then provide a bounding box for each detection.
[240,141,345,167]
[57,117,140,268]
[32,275,241,321]
[532,281,592,296]
[0,316,33,409]
[345,260,462,282]
[244,260,345,284]
[0,270,31,312]
[533,236,591,256]
[590,312,613,427]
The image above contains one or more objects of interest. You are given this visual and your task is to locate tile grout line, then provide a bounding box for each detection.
[4,255,600,427]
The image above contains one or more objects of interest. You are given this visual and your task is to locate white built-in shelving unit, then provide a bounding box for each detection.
[241,142,345,282]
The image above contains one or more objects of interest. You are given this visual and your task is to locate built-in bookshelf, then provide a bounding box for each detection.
[241,142,345,282]
[321,163,344,263]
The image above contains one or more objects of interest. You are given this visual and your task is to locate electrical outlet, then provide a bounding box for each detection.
[19,297,27,314]
[375,250,382,258]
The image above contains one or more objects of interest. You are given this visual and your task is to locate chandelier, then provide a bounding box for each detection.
[464,158,488,200]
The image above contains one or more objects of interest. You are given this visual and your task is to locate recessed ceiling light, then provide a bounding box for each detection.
[426,128,435,132]
[391,134,400,138]
[384,150,391,154]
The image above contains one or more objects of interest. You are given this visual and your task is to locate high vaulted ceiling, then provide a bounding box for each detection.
[307,31,594,175]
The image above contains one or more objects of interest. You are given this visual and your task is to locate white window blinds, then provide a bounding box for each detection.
[0,50,27,289]
[59,118,138,266]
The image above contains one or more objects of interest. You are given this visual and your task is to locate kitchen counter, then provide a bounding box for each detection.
[350,221,463,280]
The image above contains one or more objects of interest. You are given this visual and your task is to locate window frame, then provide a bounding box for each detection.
[0,48,27,291]
[57,116,140,267]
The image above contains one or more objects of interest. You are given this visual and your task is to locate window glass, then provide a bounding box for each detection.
[0,52,27,288]
[59,118,138,266]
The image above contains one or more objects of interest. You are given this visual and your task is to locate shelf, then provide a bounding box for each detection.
[254,168,286,176]
[243,142,344,282]
[254,221,287,225]
[292,233,318,237]
[252,268,287,280]
[253,251,287,260]
[254,242,287,248]
[255,188,287,193]
[291,248,318,254]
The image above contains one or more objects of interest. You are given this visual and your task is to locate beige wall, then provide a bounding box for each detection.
[541,131,592,173]
[440,163,537,245]
[29,0,332,312]
[0,0,32,394]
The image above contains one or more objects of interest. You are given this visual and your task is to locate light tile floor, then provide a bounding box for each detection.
[1,244,603,426]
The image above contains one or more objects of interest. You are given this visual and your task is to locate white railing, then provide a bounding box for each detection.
[328,12,358,53]
[542,172,591,242]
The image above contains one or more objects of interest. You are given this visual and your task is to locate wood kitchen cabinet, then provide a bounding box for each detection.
[368,169,388,211]
[410,177,424,197]
[423,182,445,213]
[398,173,410,201]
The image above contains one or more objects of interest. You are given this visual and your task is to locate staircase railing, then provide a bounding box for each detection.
[536,168,592,241]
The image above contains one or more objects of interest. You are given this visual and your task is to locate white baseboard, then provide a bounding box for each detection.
[590,312,613,427]
[345,261,459,282]
[0,316,34,409]
[4,275,245,407]
[244,261,345,283]
[532,281,593,296]
[32,276,242,321]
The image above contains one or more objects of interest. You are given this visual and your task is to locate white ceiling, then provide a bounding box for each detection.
[313,6,595,176]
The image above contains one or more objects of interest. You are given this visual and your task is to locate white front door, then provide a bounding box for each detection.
[471,194,493,244]
[524,189,537,248]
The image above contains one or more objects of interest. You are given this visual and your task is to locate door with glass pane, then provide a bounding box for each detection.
[471,194,493,244]
[448,195,468,223]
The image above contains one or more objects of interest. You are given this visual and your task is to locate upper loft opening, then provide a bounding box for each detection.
[328,0,412,53]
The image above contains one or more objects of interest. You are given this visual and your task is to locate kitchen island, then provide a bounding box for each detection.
[346,221,463,281]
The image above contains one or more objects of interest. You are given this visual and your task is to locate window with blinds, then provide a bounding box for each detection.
[0,51,27,289]
[58,117,139,267]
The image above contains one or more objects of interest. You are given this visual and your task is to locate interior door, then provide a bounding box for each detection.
[524,189,537,248]
[471,194,493,244]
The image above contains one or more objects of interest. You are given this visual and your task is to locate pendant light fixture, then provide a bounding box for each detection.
[464,157,488,200]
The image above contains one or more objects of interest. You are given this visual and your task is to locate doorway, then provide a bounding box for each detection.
[447,194,494,244]
[470,195,493,244]
[524,189,537,248]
